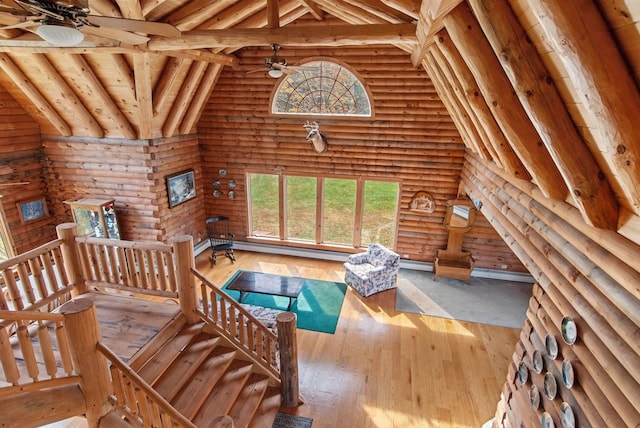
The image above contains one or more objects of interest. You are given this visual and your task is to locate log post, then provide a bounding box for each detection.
[276,312,300,407]
[58,298,112,428]
[56,223,87,295]
[173,235,199,324]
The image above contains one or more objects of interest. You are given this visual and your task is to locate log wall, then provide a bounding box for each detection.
[463,153,640,427]
[0,86,56,254]
[198,45,526,271]
[42,134,205,243]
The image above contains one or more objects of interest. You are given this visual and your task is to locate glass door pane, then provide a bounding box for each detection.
[285,176,317,241]
[248,173,280,237]
[323,178,356,245]
[361,181,399,248]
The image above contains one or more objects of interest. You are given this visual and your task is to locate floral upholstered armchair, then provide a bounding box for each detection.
[344,243,400,297]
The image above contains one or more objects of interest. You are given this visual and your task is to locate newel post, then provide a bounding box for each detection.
[59,299,112,428]
[173,235,199,324]
[276,312,301,407]
[56,223,87,295]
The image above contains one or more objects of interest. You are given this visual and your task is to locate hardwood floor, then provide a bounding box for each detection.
[44,249,520,428]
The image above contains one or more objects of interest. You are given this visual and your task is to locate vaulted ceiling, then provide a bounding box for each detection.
[0,0,639,243]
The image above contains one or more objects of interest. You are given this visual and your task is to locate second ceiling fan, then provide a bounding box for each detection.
[247,44,318,78]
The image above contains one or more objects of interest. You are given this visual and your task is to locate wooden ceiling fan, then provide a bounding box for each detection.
[246,44,318,78]
[0,0,179,46]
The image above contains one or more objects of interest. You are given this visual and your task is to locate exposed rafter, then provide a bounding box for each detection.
[147,23,417,50]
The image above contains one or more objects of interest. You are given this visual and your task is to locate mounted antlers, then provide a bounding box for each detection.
[303,121,328,153]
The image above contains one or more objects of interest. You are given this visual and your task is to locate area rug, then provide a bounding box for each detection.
[222,270,347,334]
[395,269,532,329]
[272,412,313,428]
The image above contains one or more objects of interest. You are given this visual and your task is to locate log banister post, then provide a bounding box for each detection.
[173,235,198,324]
[56,223,87,295]
[276,311,301,407]
[59,298,112,427]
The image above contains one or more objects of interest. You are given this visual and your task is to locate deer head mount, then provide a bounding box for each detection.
[303,121,328,153]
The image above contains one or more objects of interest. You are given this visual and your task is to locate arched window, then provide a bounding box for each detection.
[272,61,372,116]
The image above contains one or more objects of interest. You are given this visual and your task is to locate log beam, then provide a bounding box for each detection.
[467,0,618,230]
[134,52,153,139]
[410,0,462,65]
[528,0,640,216]
[147,23,418,50]
[443,4,566,200]
[434,30,529,181]
[179,63,223,135]
[0,53,71,136]
[162,61,208,137]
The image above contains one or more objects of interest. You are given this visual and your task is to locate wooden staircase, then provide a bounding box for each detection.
[113,322,282,428]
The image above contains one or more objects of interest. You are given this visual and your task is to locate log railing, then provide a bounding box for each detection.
[0,310,77,390]
[74,236,179,298]
[96,342,196,428]
[0,238,73,313]
[192,268,281,379]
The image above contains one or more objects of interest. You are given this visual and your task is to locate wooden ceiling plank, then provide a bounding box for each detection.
[342,0,411,23]
[424,51,487,159]
[429,45,493,161]
[379,0,420,20]
[88,0,123,17]
[410,0,462,65]
[443,4,567,201]
[469,0,618,229]
[166,0,238,31]
[296,0,324,20]
[198,0,267,30]
[0,53,71,136]
[528,0,640,216]
[147,23,417,50]
[114,0,144,20]
[313,0,388,24]
[267,0,280,28]
[31,54,104,137]
[179,63,223,135]
[152,57,190,115]
[422,56,474,153]
[67,54,137,139]
[162,61,208,137]
[134,52,153,138]
[434,29,530,181]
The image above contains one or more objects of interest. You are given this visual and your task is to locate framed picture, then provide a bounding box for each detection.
[166,169,196,208]
[17,197,49,224]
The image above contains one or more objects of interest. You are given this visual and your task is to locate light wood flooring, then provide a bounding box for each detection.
[44,249,520,428]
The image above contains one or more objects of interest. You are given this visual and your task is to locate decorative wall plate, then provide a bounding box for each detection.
[541,412,555,428]
[409,191,435,214]
[544,372,557,400]
[228,190,236,199]
[213,179,221,188]
[228,179,236,189]
[562,359,574,389]
[213,190,222,198]
[561,316,577,345]
[518,361,529,385]
[545,334,558,360]
[219,168,227,177]
[560,402,575,428]
[532,350,544,374]
[530,384,540,410]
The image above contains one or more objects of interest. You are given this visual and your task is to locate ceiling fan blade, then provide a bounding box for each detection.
[81,25,149,45]
[85,15,180,38]
[0,20,37,30]
[246,68,268,75]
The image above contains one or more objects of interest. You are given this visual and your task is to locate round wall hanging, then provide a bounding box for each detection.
[561,316,577,345]
[545,334,559,360]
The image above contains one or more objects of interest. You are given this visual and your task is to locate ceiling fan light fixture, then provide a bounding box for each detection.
[268,68,283,78]
[37,22,84,46]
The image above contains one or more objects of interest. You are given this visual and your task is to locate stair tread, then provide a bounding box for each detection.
[170,346,238,419]
[226,373,271,427]
[152,333,221,401]
[190,359,254,427]
[136,323,204,383]
[248,386,282,428]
